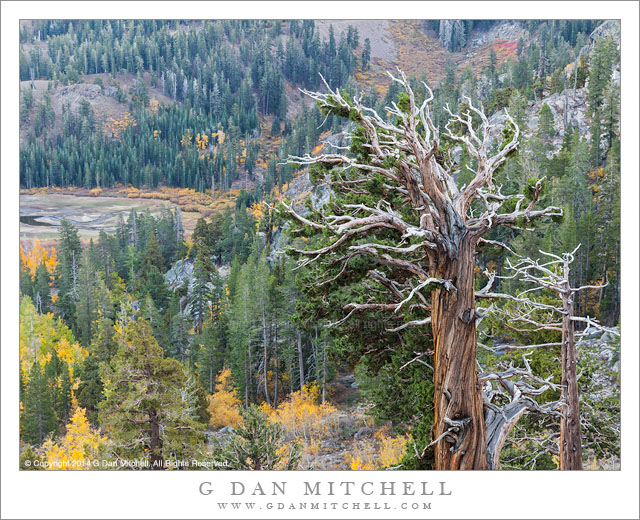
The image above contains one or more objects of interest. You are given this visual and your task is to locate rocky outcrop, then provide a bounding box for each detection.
[486,86,591,152]
[57,83,102,99]
[438,20,466,52]
[588,20,620,48]
[469,21,529,49]
[164,258,194,291]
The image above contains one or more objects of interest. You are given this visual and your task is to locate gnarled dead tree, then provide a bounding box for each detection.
[280,71,562,470]
[479,352,562,469]
[476,245,619,469]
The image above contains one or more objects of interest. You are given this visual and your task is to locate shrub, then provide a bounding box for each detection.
[41,407,108,470]
[207,368,242,430]
[345,426,410,470]
[225,405,300,470]
[263,382,339,441]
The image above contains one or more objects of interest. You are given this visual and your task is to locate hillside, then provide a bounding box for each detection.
[19,20,600,196]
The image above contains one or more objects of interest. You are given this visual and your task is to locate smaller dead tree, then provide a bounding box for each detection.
[479,352,563,469]
[476,245,619,470]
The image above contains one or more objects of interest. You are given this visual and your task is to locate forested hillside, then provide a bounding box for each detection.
[20,20,358,193]
[19,19,620,471]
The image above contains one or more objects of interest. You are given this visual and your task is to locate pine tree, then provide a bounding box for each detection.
[361,38,371,70]
[229,255,258,406]
[76,352,104,424]
[189,258,211,335]
[144,266,170,310]
[54,362,73,424]
[33,262,51,314]
[55,219,82,325]
[141,230,164,275]
[538,103,555,147]
[22,361,58,445]
[99,318,206,469]
[224,405,300,470]
[194,268,228,393]
[170,311,191,362]
[75,250,100,346]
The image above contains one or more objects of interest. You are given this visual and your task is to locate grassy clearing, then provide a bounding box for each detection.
[19,186,243,246]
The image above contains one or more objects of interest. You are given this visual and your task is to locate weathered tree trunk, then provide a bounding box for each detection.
[262,306,271,407]
[431,235,488,470]
[486,401,529,469]
[320,328,327,404]
[274,322,279,408]
[560,288,583,470]
[297,329,304,393]
[149,411,164,470]
[209,352,213,393]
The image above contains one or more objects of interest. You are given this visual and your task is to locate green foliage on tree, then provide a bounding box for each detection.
[224,405,301,470]
[22,361,58,445]
[99,318,207,469]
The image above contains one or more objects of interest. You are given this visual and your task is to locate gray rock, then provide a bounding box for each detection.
[354,427,373,439]
[164,258,194,290]
[58,83,102,100]
[588,20,620,48]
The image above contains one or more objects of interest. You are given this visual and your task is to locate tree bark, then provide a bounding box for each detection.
[560,288,583,470]
[486,401,529,469]
[149,411,164,470]
[297,329,305,393]
[262,304,271,407]
[431,234,488,470]
[274,322,279,408]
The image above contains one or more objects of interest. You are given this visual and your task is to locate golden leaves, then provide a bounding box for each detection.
[250,202,265,229]
[345,427,410,470]
[263,382,339,441]
[20,239,58,281]
[19,297,87,380]
[207,368,242,429]
[210,129,225,145]
[42,407,109,470]
[104,112,136,139]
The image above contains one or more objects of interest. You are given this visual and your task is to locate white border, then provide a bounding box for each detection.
[2,2,638,519]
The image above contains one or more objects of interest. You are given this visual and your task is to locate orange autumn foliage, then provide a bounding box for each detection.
[346,427,410,470]
[262,383,339,441]
[207,368,242,429]
[42,407,108,470]
[104,112,136,139]
[20,239,58,280]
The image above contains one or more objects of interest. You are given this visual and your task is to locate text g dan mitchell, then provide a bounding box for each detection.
[199,480,453,497]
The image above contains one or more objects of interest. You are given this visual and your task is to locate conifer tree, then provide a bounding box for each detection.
[33,262,51,314]
[361,38,371,70]
[189,258,211,335]
[224,405,300,470]
[99,318,206,469]
[55,220,82,325]
[281,73,561,470]
[75,250,100,346]
[22,361,58,445]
